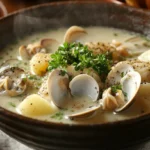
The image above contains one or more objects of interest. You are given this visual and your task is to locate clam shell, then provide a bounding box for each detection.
[64,26,87,43]
[40,38,59,53]
[47,69,70,108]
[107,62,134,86]
[67,74,100,119]
[69,74,99,101]
[115,71,141,112]
[0,66,27,96]
[67,103,101,120]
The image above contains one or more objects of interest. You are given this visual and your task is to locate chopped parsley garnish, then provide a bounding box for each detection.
[22,78,27,82]
[111,84,127,97]
[48,42,112,81]
[121,72,125,77]
[8,102,16,108]
[59,70,67,76]
[111,84,122,95]
[134,43,139,47]
[21,74,27,82]
[51,111,64,120]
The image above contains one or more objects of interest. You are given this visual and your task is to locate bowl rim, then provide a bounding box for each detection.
[0,0,150,128]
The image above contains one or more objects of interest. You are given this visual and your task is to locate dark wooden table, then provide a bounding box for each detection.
[0,0,126,18]
[0,0,150,18]
[0,0,51,17]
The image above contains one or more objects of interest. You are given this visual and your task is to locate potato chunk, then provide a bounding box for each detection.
[30,53,51,76]
[17,94,58,117]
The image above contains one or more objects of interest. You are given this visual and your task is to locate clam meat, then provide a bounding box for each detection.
[0,66,28,96]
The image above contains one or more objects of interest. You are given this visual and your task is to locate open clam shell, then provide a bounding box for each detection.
[64,26,87,43]
[67,103,101,120]
[40,38,59,53]
[19,38,59,60]
[106,61,141,112]
[69,74,99,101]
[107,61,134,86]
[47,69,70,108]
[138,49,150,62]
[67,74,100,119]
[0,66,27,96]
[19,45,30,60]
[0,59,21,68]
[115,71,141,112]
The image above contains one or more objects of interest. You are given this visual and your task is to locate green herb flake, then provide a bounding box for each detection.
[111,84,128,97]
[27,75,38,80]
[51,111,64,120]
[121,72,125,77]
[22,78,27,82]
[111,84,122,95]
[0,57,3,60]
[59,70,67,76]
[113,33,118,36]
[134,44,138,47]
[69,75,73,81]
[123,91,127,97]
[8,102,16,108]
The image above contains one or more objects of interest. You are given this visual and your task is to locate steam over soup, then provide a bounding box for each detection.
[0,26,150,124]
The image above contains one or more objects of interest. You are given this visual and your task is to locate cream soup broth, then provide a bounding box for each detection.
[0,26,150,124]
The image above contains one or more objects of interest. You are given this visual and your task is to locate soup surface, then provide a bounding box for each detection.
[0,26,150,124]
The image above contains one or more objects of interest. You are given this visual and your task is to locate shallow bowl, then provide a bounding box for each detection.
[0,1,150,150]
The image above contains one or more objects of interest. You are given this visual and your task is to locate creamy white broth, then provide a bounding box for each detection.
[0,26,150,124]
